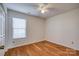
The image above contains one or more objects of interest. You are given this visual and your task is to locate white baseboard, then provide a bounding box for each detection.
[46,39,79,50]
[7,40,45,50]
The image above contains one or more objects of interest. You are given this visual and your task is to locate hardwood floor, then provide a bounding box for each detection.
[5,41,79,56]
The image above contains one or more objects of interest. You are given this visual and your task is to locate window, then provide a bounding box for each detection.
[12,18,26,39]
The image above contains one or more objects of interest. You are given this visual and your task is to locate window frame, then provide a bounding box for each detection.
[12,17,27,39]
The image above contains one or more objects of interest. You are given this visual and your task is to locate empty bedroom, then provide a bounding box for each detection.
[0,3,79,56]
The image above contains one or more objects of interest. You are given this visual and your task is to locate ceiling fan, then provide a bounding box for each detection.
[37,3,53,14]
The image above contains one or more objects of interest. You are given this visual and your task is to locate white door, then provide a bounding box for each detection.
[0,5,5,49]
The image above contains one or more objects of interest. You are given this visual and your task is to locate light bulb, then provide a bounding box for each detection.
[41,10,45,13]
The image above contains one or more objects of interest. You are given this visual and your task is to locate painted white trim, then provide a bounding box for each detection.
[7,40,45,49]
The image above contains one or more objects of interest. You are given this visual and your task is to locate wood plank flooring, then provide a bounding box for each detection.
[5,41,79,56]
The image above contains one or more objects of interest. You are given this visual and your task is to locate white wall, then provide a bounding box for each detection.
[46,8,79,50]
[6,10,45,49]
[6,8,79,51]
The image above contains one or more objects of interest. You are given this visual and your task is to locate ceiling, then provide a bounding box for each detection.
[3,3,79,19]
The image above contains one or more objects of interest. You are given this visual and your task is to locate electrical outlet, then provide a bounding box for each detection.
[72,41,74,44]
[12,41,15,43]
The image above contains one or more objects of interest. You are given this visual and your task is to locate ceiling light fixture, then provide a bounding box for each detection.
[38,3,48,14]
[41,9,48,14]
[41,10,45,13]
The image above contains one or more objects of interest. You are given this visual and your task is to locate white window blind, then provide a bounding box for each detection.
[13,18,26,39]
